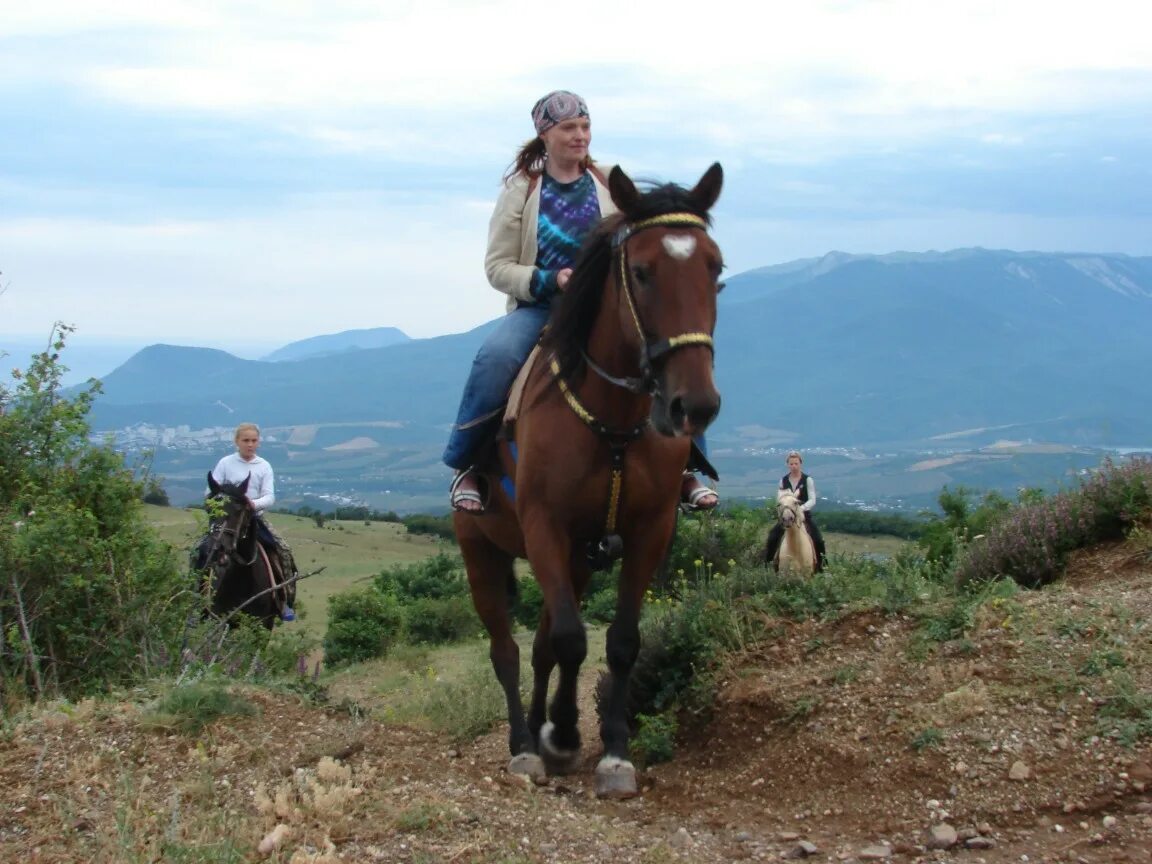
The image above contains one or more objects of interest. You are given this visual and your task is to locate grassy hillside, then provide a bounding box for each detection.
[147,504,906,639]
[145,504,451,636]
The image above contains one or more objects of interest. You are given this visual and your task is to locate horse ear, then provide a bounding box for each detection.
[239,473,251,494]
[689,162,723,213]
[207,471,220,495]
[608,165,640,214]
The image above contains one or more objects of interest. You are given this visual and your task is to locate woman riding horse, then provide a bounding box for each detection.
[442,89,718,516]
[763,450,825,571]
[455,160,725,799]
[771,491,817,576]
[201,474,292,630]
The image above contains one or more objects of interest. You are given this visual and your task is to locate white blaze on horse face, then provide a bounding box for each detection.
[662,234,697,260]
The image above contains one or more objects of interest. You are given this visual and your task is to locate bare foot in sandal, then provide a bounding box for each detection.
[450,468,485,513]
[680,473,718,512]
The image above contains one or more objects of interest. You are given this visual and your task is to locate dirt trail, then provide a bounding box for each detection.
[2,546,1151,863]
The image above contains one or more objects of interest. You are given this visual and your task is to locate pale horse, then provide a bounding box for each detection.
[772,490,817,576]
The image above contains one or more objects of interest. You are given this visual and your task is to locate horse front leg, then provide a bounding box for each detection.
[595,528,669,799]
[523,526,587,777]
[532,554,592,775]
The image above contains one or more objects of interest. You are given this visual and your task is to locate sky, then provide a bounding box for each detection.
[2,0,1151,380]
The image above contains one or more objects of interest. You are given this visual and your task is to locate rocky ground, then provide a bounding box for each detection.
[1,543,1150,863]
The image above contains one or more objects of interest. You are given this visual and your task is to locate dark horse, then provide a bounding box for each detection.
[454,163,724,798]
[202,473,293,630]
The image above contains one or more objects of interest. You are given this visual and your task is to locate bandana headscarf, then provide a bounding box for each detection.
[531,90,589,136]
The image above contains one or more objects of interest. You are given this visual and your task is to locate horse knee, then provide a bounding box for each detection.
[605,626,640,673]
[551,622,587,669]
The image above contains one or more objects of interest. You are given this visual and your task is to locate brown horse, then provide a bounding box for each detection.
[772,491,817,576]
[454,163,724,799]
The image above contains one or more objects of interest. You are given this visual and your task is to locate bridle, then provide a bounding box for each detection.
[548,210,718,569]
[575,211,716,397]
[778,496,804,528]
[208,494,258,569]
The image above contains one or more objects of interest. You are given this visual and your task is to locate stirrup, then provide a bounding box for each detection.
[449,467,485,514]
[680,473,719,513]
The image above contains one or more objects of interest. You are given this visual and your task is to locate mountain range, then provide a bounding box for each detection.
[80,248,1152,511]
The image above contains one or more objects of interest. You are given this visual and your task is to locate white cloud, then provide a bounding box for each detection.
[0,195,496,342]
[3,0,1151,349]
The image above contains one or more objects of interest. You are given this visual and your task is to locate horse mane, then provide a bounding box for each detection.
[542,180,716,380]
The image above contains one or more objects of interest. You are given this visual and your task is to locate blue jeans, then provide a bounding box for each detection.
[443,305,551,470]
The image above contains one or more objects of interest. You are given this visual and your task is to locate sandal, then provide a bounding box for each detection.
[449,468,485,514]
[680,473,719,512]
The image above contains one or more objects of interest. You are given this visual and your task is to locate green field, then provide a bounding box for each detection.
[146,504,907,641]
[145,504,451,637]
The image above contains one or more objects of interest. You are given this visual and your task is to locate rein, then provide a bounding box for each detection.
[549,210,716,568]
[210,499,258,568]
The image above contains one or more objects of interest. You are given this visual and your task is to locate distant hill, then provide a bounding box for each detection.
[261,327,411,362]
[85,249,1152,510]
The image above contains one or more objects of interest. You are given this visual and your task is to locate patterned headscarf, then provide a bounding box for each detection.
[531,90,589,136]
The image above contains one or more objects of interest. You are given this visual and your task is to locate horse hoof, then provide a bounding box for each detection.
[508,752,547,785]
[539,721,581,775]
[594,756,639,800]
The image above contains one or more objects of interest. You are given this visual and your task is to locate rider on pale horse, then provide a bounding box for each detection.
[763,450,826,571]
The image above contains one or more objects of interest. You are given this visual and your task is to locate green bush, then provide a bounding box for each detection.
[918,486,1012,568]
[374,552,469,600]
[404,595,484,645]
[664,506,764,584]
[513,576,544,630]
[954,458,1152,588]
[401,513,456,540]
[323,589,405,667]
[0,327,194,700]
[261,626,321,675]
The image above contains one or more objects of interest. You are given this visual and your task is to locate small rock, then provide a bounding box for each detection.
[926,823,958,850]
[1102,815,1117,829]
[965,836,996,849]
[735,831,753,842]
[778,831,801,841]
[1009,760,1031,781]
[785,840,819,859]
[669,827,692,849]
[858,845,892,860]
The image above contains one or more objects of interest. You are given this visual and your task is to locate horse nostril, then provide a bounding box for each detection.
[674,393,720,434]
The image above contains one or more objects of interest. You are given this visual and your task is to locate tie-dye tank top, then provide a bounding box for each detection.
[529,171,602,303]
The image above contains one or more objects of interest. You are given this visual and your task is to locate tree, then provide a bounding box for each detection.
[1,325,193,700]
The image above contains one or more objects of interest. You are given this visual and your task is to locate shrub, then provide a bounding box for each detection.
[664,506,764,583]
[0,327,194,700]
[404,595,484,645]
[512,575,544,630]
[374,552,469,601]
[955,458,1152,588]
[402,513,456,540]
[323,589,405,667]
[918,486,1012,568]
[632,711,678,767]
[261,626,322,676]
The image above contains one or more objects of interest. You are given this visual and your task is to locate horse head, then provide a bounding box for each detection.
[604,163,724,438]
[204,471,254,575]
[777,491,805,528]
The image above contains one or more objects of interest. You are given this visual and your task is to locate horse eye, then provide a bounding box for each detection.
[630,264,649,285]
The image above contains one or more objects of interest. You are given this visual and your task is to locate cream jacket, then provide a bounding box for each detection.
[484,164,618,313]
